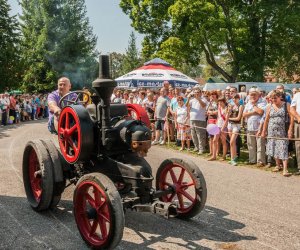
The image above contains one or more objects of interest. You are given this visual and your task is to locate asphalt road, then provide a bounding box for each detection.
[0,120,300,250]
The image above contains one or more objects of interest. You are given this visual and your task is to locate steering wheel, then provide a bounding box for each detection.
[59,91,90,108]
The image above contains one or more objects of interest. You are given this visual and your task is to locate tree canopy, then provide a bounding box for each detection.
[20,0,98,92]
[120,0,300,82]
[0,0,22,92]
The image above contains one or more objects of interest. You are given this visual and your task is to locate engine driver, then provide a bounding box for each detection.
[47,77,77,133]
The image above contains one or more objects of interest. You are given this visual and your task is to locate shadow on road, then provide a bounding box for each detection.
[0,119,47,139]
[0,124,20,139]
[0,195,256,250]
[122,205,256,249]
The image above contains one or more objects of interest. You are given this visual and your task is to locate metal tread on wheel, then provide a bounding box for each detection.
[40,139,66,208]
[58,105,94,164]
[23,139,54,211]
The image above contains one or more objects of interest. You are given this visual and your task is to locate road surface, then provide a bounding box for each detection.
[0,120,300,250]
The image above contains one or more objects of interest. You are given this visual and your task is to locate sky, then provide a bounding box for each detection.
[7,0,143,54]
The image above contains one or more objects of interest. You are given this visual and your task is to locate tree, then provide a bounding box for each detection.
[110,52,125,79]
[0,0,22,92]
[121,31,141,73]
[20,0,98,92]
[120,0,300,82]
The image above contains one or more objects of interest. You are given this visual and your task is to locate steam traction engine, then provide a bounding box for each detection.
[22,56,207,249]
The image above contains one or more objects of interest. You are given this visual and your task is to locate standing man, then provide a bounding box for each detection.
[276,84,292,104]
[1,93,10,126]
[187,87,208,154]
[290,92,300,175]
[243,87,266,166]
[47,77,77,133]
[152,88,170,145]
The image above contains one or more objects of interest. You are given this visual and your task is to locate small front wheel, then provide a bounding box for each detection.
[156,158,207,219]
[73,173,124,249]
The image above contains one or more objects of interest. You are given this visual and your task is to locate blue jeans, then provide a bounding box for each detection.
[48,116,57,134]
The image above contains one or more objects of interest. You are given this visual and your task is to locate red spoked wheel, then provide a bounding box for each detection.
[126,103,151,128]
[58,105,93,164]
[23,140,54,211]
[28,149,42,201]
[156,158,207,219]
[73,173,124,249]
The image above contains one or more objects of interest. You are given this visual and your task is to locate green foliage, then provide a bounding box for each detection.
[120,0,300,83]
[121,31,142,73]
[20,0,98,92]
[110,52,125,79]
[0,0,22,92]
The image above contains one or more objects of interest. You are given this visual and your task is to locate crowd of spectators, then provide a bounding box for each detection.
[111,81,300,177]
[0,93,48,125]
[2,81,300,177]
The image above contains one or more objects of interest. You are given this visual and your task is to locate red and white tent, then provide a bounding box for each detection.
[115,58,198,89]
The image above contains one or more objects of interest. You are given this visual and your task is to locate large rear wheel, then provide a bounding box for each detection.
[23,140,54,211]
[41,139,66,208]
[156,158,207,219]
[73,173,124,249]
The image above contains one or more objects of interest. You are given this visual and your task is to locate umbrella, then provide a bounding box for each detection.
[115,58,198,89]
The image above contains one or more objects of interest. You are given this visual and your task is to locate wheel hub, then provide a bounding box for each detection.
[86,207,98,220]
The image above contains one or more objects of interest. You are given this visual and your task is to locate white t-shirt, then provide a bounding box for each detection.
[176,106,188,124]
[189,97,208,121]
[244,101,266,131]
[291,92,300,115]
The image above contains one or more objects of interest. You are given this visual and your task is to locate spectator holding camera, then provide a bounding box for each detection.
[243,87,266,166]
[187,87,208,154]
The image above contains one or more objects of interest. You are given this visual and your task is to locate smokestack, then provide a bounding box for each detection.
[98,55,110,79]
[92,55,117,147]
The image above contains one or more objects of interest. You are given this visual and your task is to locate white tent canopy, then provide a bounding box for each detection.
[115,58,198,89]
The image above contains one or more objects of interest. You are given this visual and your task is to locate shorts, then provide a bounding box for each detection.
[228,123,241,133]
[155,119,165,131]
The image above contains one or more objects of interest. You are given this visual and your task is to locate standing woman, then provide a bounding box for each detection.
[175,96,191,151]
[208,97,228,161]
[223,94,244,166]
[262,90,293,176]
[206,91,219,156]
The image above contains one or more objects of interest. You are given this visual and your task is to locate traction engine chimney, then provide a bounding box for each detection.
[92,55,117,147]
